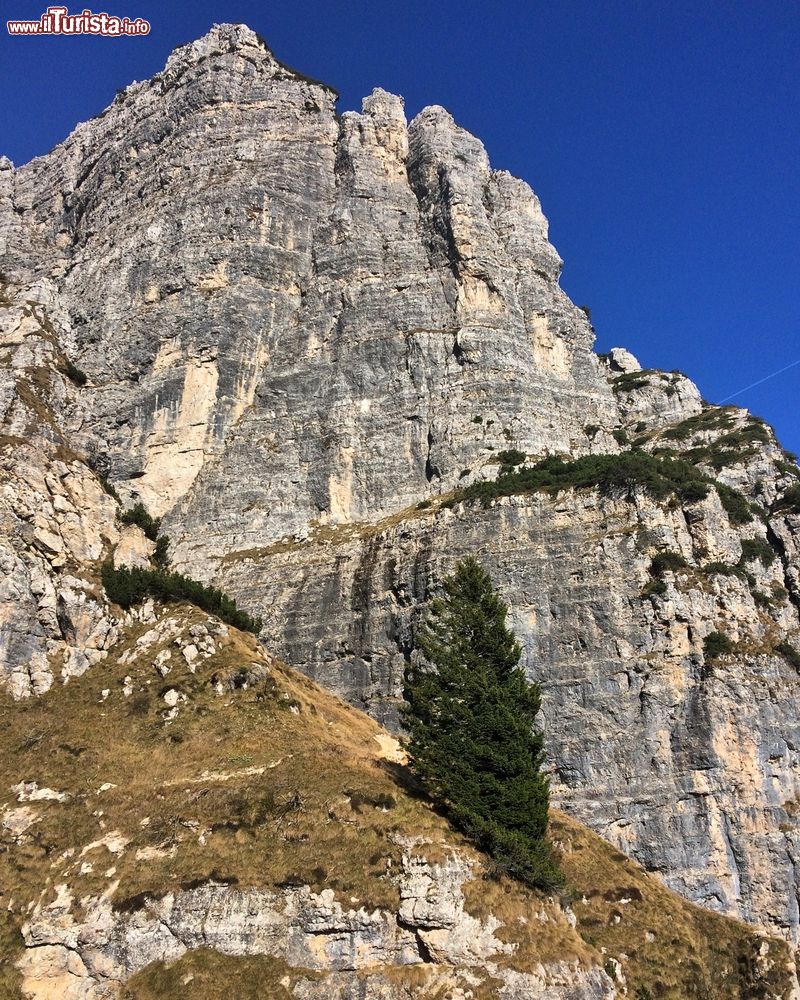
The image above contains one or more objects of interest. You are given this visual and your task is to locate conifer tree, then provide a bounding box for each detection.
[402,557,561,889]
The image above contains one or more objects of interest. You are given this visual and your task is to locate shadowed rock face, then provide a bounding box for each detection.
[2,20,800,956]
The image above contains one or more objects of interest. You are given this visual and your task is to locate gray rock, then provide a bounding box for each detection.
[217,486,800,942]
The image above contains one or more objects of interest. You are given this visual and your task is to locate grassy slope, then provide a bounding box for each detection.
[0,605,794,1000]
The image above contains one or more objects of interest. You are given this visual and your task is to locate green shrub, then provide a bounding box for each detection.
[776,461,800,480]
[641,579,667,598]
[120,502,161,541]
[662,424,691,442]
[776,641,800,671]
[99,476,120,503]
[459,451,711,507]
[684,445,741,470]
[584,424,600,439]
[152,535,170,570]
[61,359,88,387]
[635,421,647,433]
[683,421,771,472]
[702,561,744,578]
[662,408,735,441]
[739,537,776,567]
[471,415,483,424]
[416,499,432,510]
[775,484,800,515]
[716,484,753,525]
[476,819,564,890]
[612,428,629,446]
[649,551,688,578]
[496,448,526,471]
[704,631,734,660]
[101,562,262,634]
[611,370,654,393]
[733,421,770,444]
[678,478,712,503]
[771,581,790,602]
[752,590,774,610]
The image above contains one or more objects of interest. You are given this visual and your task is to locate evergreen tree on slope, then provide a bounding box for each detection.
[403,556,561,889]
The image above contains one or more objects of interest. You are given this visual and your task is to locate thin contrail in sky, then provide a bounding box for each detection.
[719,357,800,404]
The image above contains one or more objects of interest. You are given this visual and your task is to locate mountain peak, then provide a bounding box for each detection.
[164,22,270,70]
[161,22,339,96]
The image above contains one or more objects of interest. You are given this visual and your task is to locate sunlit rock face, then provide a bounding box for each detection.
[3,21,800,952]
[2,24,614,551]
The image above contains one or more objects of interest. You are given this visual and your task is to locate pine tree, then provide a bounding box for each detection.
[402,556,562,889]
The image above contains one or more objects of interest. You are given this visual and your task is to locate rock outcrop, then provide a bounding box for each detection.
[2,19,800,976]
[18,863,613,1000]
[0,283,121,697]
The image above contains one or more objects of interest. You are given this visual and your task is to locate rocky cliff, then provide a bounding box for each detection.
[2,20,800,989]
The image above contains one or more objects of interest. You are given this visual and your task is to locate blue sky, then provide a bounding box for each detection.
[2,0,798,454]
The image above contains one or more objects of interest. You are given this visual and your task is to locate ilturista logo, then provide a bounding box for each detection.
[7,6,151,35]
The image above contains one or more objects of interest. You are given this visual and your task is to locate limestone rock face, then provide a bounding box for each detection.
[3,18,800,967]
[604,347,641,374]
[609,365,704,433]
[0,285,120,697]
[112,526,153,570]
[2,24,615,557]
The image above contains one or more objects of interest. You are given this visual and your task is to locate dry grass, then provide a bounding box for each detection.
[550,811,796,999]
[462,865,594,972]
[126,952,503,1000]
[13,374,59,435]
[0,610,451,922]
[123,950,318,999]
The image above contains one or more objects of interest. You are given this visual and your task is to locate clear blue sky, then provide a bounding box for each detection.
[2,0,798,454]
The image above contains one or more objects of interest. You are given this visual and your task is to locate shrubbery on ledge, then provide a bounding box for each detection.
[101,562,263,635]
[448,451,745,511]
